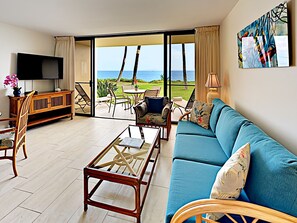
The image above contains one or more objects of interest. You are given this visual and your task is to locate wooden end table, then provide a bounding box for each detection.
[84,125,161,223]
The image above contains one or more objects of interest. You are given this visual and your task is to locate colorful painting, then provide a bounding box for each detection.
[237,2,289,68]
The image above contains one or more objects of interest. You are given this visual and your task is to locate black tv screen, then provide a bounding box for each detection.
[17,53,63,80]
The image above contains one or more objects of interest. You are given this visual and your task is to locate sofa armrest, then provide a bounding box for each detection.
[171,199,297,223]
[178,111,191,121]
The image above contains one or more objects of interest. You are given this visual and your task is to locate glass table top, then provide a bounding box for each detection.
[89,125,160,177]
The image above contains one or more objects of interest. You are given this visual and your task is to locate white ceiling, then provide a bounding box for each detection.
[0,0,238,36]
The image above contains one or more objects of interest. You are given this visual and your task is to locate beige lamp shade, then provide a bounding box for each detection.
[205,72,221,88]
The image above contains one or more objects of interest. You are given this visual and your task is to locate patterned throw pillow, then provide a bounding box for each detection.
[190,101,213,129]
[207,143,251,220]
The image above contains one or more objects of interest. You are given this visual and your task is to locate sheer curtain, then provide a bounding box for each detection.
[54,36,75,91]
[54,36,76,113]
[195,26,220,102]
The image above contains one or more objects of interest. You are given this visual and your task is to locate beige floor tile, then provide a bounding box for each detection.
[16,149,65,178]
[103,215,134,223]
[141,185,169,223]
[33,180,83,222]
[15,158,72,193]
[0,173,27,197]
[20,168,81,213]
[151,156,172,188]
[0,189,31,220]
[0,207,39,223]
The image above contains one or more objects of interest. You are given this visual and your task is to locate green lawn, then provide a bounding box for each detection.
[99,79,195,101]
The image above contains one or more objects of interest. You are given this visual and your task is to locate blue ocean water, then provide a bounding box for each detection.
[97,70,195,82]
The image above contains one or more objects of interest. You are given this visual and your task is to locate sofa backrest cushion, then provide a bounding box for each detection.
[209,98,228,133]
[245,137,297,217]
[215,107,248,157]
[145,96,169,113]
[232,122,268,155]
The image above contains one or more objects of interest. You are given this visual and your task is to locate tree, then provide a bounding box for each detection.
[182,43,188,90]
[116,46,127,83]
[132,45,141,85]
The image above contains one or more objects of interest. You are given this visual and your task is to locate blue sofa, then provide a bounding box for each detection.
[166,99,297,223]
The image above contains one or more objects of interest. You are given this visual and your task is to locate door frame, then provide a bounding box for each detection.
[74,37,96,117]
[75,30,194,119]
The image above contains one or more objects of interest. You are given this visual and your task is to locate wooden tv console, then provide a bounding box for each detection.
[9,90,74,127]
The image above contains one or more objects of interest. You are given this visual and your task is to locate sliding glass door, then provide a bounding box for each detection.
[95,34,164,119]
[165,32,195,122]
[74,31,194,121]
[74,39,95,116]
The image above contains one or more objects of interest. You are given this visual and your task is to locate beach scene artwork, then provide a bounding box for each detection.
[237,2,289,68]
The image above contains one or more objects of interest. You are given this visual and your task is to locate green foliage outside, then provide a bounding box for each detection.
[97,78,195,100]
[97,80,118,97]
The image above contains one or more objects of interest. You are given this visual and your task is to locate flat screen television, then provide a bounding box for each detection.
[17,53,64,80]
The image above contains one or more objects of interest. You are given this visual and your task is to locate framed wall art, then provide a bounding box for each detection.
[237,2,289,68]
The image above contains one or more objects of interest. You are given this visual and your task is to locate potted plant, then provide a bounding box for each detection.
[3,74,22,97]
[134,80,139,91]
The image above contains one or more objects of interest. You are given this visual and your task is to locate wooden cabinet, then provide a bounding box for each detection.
[9,90,74,127]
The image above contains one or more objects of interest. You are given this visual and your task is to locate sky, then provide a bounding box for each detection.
[96,43,194,71]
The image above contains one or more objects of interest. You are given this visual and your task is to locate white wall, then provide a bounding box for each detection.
[0,22,55,119]
[220,0,297,154]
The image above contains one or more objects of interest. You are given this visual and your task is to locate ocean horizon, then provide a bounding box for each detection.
[97,70,195,82]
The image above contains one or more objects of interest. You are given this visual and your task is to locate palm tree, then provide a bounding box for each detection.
[116,46,127,83]
[182,43,188,90]
[132,45,141,85]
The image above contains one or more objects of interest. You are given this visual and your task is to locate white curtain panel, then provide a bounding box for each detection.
[54,36,76,114]
[195,26,220,102]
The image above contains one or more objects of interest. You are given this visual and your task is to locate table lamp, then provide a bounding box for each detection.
[205,72,221,103]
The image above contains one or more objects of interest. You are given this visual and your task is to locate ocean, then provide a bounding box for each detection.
[97,70,195,82]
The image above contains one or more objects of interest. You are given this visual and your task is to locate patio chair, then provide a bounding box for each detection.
[144,89,159,97]
[173,88,195,114]
[75,82,92,112]
[0,91,34,176]
[108,88,132,117]
[75,82,110,112]
[151,86,161,96]
[133,96,172,140]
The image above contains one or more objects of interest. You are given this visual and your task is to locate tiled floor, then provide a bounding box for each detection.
[0,116,176,222]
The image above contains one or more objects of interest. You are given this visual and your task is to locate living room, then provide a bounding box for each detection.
[0,0,297,223]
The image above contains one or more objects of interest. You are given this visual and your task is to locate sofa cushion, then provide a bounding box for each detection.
[146,97,164,113]
[244,137,297,217]
[215,107,248,157]
[232,122,269,155]
[190,101,213,129]
[173,134,228,166]
[0,132,14,147]
[137,113,166,126]
[209,98,228,133]
[166,159,221,223]
[208,143,250,220]
[176,121,215,137]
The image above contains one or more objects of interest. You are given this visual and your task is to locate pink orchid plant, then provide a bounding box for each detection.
[3,74,21,90]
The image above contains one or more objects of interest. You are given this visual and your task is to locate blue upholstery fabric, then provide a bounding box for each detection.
[173,134,228,166]
[244,137,297,217]
[176,121,215,137]
[232,122,269,154]
[209,98,228,133]
[166,159,221,223]
[215,107,248,157]
[146,97,164,113]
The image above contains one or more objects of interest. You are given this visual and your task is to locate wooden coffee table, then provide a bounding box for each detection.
[83,125,161,223]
